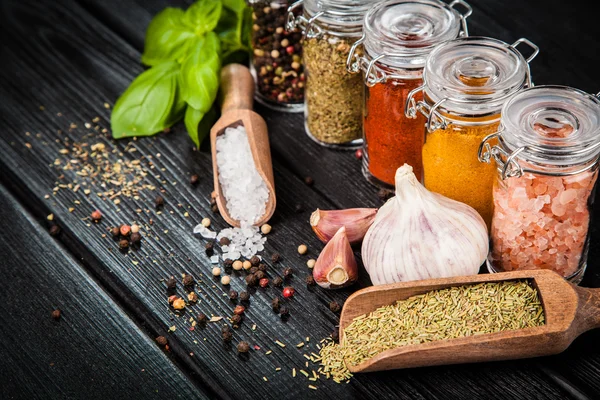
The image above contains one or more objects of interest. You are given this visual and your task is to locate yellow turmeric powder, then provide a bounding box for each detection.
[422,115,499,229]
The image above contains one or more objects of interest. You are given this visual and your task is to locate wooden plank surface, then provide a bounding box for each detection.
[0,0,598,399]
[0,184,209,400]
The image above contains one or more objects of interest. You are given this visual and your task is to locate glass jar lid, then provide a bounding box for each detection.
[303,0,379,28]
[500,85,600,167]
[424,37,534,116]
[363,0,466,69]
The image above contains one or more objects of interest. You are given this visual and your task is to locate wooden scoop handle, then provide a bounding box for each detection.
[220,63,255,113]
[575,286,600,333]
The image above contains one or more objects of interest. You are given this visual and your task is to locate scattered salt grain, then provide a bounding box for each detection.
[193,224,217,239]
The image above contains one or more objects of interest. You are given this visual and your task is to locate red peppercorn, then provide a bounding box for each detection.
[233,305,245,315]
[355,148,363,160]
[120,224,131,237]
[90,209,102,222]
[286,46,294,55]
[282,287,295,299]
[259,278,269,288]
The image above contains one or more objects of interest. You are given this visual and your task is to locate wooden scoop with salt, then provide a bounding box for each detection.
[340,269,600,372]
[210,63,276,227]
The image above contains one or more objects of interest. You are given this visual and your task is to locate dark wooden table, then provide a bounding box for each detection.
[1,0,599,399]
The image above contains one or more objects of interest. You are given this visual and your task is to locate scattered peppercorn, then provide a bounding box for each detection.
[219,237,231,246]
[190,174,199,185]
[331,329,340,343]
[183,274,195,286]
[355,148,363,160]
[197,313,208,324]
[90,209,102,222]
[205,242,214,256]
[304,176,314,186]
[224,258,234,268]
[155,195,165,209]
[273,277,283,287]
[242,260,252,270]
[245,274,258,287]
[307,259,316,269]
[237,341,250,353]
[51,309,61,320]
[211,204,219,213]
[172,298,186,310]
[250,255,261,266]
[229,290,239,300]
[119,239,129,249]
[231,314,242,327]
[221,275,231,285]
[271,297,281,312]
[232,260,243,271]
[271,253,281,263]
[233,305,246,315]
[258,263,267,272]
[260,224,272,234]
[168,295,178,304]
[120,224,131,237]
[283,267,294,279]
[255,270,266,280]
[259,278,269,288]
[212,267,221,276]
[280,307,289,318]
[156,336,168,346]
[222,324,231,334]
[130,232,142,245]
[297,244,308,255]
[222,331,233,343]
[49,225,61,236]
[329,301,341,313]
[306,275,315,286]
[201,217,211,228]
[239,291,250,301]
[249,266,259,275]
[110,226,120,237]
[187,292,198,303]
[166,276,177,290]
[282,287,295,298]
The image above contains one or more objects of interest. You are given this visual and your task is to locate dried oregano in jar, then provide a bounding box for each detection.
[288,0,378,148]
[250,0,305,111]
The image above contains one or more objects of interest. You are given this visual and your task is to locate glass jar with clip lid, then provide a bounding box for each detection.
[405,36,539,228]
[347,0,472,188]
[478,86,600,284]
[287,0,379,149]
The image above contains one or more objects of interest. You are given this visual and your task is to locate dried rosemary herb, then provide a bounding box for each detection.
[312,280,544,383]
[303,35,364,145]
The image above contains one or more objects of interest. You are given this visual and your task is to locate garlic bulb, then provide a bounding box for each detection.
[362,164,488,285]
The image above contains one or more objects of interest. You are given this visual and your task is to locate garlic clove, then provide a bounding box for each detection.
[310,208,377,245]
[313,226,358,289]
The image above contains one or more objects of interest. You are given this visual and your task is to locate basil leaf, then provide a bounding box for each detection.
[185,105,218,148]
[180,33,221,112]
[216,0,252,60]
[111,61,180,139]
[184,0,223,35]
[141,8,195,66]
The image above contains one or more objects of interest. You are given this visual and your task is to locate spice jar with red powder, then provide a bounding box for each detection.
[479,86,600,284]
[347,0,471,188]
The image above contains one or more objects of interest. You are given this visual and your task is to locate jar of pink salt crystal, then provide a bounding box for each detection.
[478,85,600,284]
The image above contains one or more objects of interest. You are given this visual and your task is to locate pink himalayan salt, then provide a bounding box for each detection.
[490,168,598,278]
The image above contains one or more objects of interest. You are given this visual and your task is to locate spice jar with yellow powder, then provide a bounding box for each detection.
[405,36,538,228]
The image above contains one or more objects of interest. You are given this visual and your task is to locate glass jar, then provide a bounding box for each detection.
[479,86,600,284]
[287,0,378,148]
[249,0,305,112]
[406,36,538,228]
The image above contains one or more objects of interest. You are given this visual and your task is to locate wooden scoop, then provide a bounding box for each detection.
[210,64,276,228]
[340,269,600,373]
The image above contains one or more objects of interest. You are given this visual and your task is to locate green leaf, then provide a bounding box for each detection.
[216,0,252,60]
[141,8,196,66]
[111,61,181,139]
[185,105,218,148]
[184,0,223,35]
[179,33,221,112]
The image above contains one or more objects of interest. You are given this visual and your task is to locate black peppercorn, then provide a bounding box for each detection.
[219,237,231,246]
[250,255,260,266]
[304,176,314,186]
[210,197,217,206]
[211,204,219,213]
[221,324,231,334]
[224,258,234,267]
[305,275,315,286]
[331,330,340,343]
[130,232,142,244]
[229,290,239,300]
[279,307,289,318]
[190,174,199,185]
[273,276,283,287]
[231,314,242,327]
[271,253,281,263]
[155,195,165,209]
[182,274,194,286]
[166,276,177,289]
[329,301,341,313]
[156,336,168,346]
[283,267,294,279]
[245,274,258,287]
[110,226,120,237]
[51,309,61,320]
[237,341,250,353]
[258,263,267,272]
[271,297,281,312]
[197,313,208,324]
[249,266,259,274]
[49,225,61,236]
[119,239,129,249]
[255,270,266,280]
[222,331,233,343]
[205,242,214,255]
[239,291,250,301]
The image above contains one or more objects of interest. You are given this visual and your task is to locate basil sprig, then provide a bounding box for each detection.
[111,0,251,148]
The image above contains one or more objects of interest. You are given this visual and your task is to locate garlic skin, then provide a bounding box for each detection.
[310,208,377,245]
[362,164,489,285]
[313,226,358,289]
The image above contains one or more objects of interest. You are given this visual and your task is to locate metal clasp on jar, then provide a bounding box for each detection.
[449,0,473,37]
[404,86,450,132]
[511,38,539,87]
[345,34,387,87]
[286,0,324,38]
[478,127,600,180]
